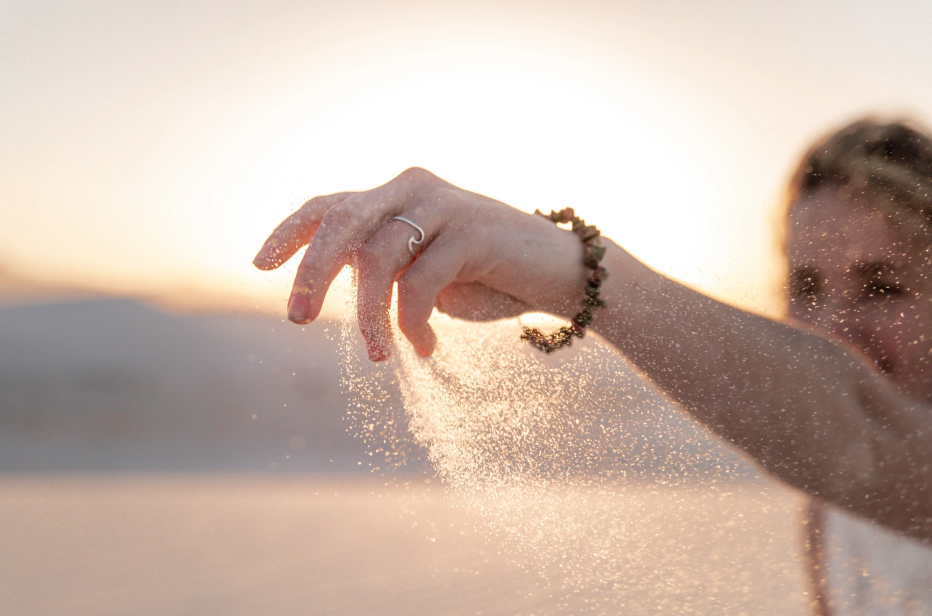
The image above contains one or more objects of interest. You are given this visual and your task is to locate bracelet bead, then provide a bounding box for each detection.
[520,208,608,353]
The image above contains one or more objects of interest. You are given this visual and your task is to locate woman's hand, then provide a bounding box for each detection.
[253,168,589,361]
[254,168,932,540]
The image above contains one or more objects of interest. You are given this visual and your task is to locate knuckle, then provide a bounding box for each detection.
[399,166,436,186]
[302,191,351,210]
[356,244,381,269]
[430,187,461,210]
[298,195,328,217]
[357,231,396,268]
[293,263,319,291]
[322,202,353,226]
[317,204,356,239]
[300,195,323,210]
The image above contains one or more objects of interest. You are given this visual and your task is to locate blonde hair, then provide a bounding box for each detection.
[788,118,932,221]
[777,118,932,309]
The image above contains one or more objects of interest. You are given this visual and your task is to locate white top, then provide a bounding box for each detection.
[806,499,932,616]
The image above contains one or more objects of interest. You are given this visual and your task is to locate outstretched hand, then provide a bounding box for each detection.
[253,168,588,361]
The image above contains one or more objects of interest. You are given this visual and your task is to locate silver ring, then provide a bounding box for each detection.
[392,216,425,256]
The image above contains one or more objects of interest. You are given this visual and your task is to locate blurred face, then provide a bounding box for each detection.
[787,186,932,402]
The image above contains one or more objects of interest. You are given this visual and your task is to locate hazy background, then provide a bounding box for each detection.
[3,1,932,614]
[5,0,932,315]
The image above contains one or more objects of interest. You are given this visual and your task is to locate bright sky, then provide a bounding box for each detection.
[3,0,932,317]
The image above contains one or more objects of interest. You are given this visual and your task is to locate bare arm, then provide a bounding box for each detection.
[253,169,932,541]
[596,240,932,541]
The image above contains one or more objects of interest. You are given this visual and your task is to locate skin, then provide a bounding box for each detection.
[787,187,932,402]
[254,168,932,542]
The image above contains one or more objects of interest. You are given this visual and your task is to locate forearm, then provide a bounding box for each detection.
[590,240,932,539]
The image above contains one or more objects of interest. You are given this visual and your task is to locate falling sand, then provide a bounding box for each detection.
[337,269,808,614]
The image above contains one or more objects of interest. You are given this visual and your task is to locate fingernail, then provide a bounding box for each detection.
[288,294,311,324]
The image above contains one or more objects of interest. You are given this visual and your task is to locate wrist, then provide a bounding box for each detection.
[533,224,591,319]
[519,208,608,352]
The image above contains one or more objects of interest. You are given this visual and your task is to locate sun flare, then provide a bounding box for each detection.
[217,63,723,317]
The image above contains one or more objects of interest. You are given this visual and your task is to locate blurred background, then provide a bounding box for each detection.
[3,0,932,614]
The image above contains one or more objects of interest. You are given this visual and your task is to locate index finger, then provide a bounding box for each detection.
[287,168,440,324]
[252,192,353,270]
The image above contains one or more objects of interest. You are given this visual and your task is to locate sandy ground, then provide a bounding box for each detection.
[0,474,811,616]
[0,300,813,614]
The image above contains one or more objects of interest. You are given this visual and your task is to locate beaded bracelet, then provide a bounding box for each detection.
[520,208,607,353]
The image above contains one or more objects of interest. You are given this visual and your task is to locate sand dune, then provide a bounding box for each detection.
[0,264,95,306]
[0,299,391,472]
